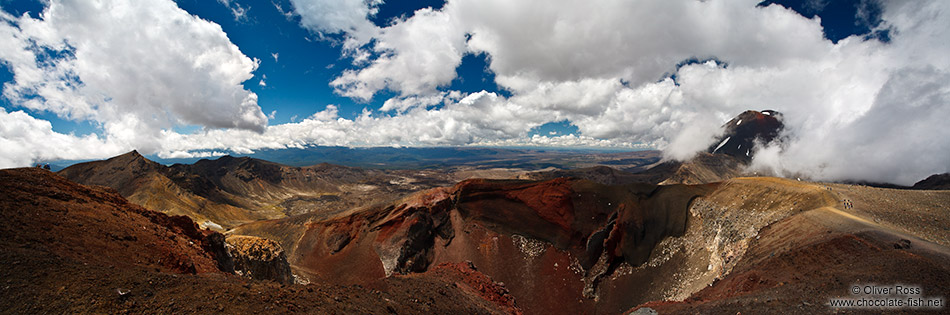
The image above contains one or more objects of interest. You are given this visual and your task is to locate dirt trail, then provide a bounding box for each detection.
[825,183,950,247]
[635,179,950,314]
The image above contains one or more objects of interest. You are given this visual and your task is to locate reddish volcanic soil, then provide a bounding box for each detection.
[234,175,950,314]
[0,168,518,314]
[5,164,948,314]
[0,168,225,274]
[234,177,712,313]
[1,246,514,314]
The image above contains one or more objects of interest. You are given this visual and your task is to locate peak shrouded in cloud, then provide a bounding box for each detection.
[0,0,948,185]
[297,0,948,185]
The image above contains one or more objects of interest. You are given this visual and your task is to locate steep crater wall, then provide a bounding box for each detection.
[242,178,715,313]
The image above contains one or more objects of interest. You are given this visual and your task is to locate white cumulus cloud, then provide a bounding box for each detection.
[0,0,267,166]
[2,0,949,186]
[288,0,382,49]
[0,107,125,166]
[284,0,950,184]
[0,0,267,134]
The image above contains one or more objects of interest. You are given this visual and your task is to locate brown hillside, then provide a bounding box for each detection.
[58,151,459,229]
[0,167,226,274]
[0,168,519,314]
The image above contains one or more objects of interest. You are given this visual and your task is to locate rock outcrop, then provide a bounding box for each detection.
[225,235,294,284]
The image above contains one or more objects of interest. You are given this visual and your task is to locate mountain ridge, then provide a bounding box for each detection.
[58,151,462,229]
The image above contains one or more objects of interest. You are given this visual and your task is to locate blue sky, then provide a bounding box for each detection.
[1,0,948,185]
[176,0,510,125]
[1,0,487,132]
[0,0,881,133]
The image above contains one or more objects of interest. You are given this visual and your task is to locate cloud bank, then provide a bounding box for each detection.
[0,0,948,185]
[0,0,266,162]
[298,0,949,185]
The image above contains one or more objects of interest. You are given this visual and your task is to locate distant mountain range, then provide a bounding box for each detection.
[57,151,477,230]
[44,146,659,172]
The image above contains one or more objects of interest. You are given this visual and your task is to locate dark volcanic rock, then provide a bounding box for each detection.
[280,177,711,313]
[708,110,784,161]
[175,155,284,186]
[657,152,746,185]
[372,188,456,276]
[913,173,950,190]
[225,235,294,284]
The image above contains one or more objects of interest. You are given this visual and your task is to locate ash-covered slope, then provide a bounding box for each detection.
[55,150,165,196]
[59,151,457,229]
[635,179,950,314]
[654,152,747,185]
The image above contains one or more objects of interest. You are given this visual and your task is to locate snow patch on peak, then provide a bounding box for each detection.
[713,137,731,153]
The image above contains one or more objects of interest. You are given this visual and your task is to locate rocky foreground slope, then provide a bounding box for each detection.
[0,168,520,314]
[0,168,227,275]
